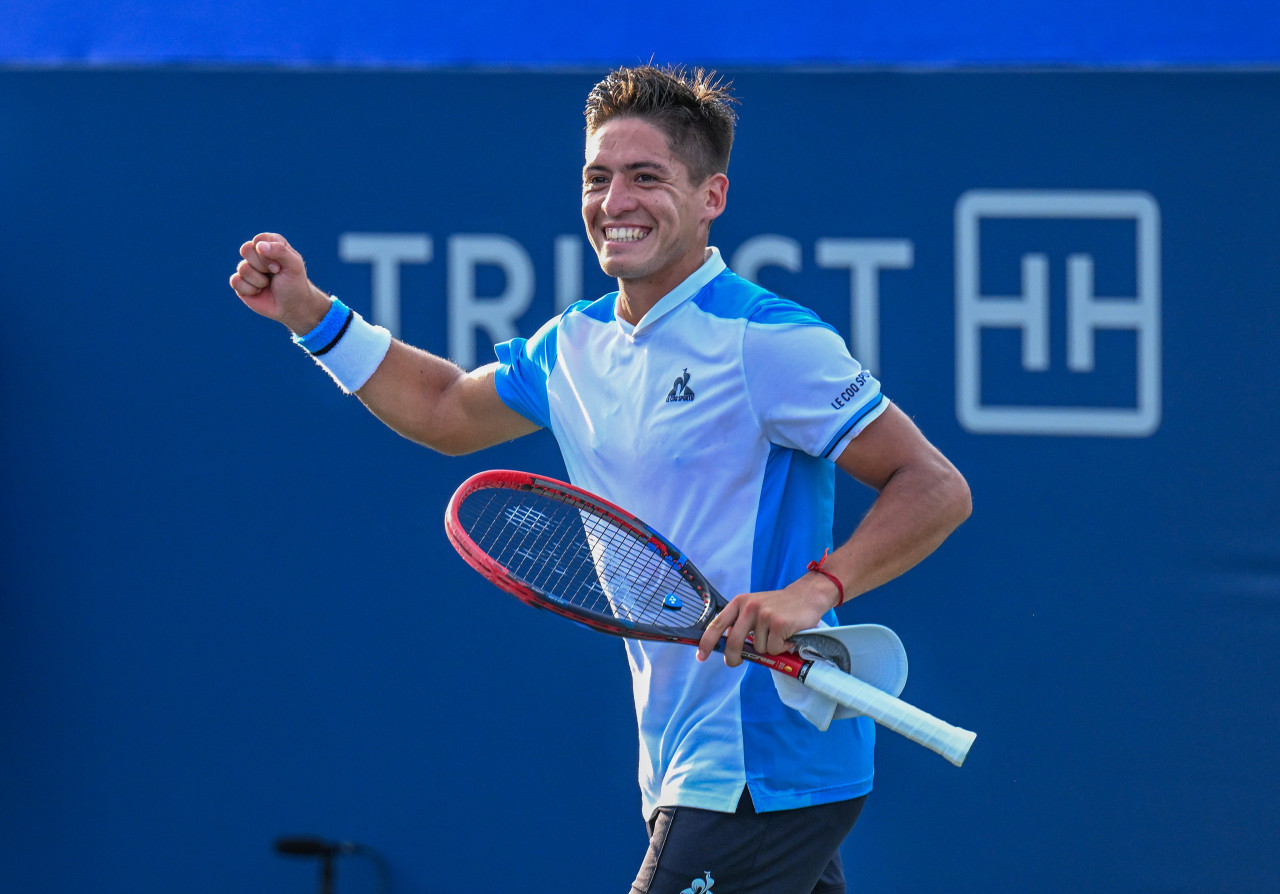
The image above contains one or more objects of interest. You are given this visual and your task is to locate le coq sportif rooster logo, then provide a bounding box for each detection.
[666,368,696,403]
[681,871,714,893]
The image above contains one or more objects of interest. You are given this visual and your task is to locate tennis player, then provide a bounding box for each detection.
[231,65,970,894]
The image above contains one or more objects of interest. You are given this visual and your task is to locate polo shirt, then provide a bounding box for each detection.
[494,248,889,819]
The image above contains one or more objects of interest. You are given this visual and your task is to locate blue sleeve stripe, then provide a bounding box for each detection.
[821,392,886,458]
[493,335,553,428]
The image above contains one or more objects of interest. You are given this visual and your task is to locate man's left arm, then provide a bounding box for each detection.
[697,402,971,665]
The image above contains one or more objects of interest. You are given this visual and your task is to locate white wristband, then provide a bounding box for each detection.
[302,308,392,393]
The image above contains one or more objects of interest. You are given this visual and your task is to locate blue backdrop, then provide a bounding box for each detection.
[2,37,1279,894]
[3,0,1278,65]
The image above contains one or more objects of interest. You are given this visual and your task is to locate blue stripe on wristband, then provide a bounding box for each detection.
[310,311,393,393]
[293,297,352,354]
[312,309,354,356]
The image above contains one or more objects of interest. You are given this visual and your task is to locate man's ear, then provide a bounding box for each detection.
[703,172,729,222]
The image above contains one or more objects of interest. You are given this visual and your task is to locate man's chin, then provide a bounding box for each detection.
[597,255,649,280]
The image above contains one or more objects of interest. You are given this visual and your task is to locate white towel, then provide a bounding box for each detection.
[772,624,910,731]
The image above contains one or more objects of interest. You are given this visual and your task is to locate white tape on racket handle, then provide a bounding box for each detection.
[802,661,977,766]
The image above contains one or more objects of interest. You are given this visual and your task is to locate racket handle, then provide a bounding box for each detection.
[802,661,977,766]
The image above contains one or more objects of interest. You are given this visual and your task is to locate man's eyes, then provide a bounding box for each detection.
[582,171,663,188]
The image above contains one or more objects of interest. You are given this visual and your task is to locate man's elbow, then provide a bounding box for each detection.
[942,465,973,529]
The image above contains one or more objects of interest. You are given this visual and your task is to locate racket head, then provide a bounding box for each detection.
[444,470,722,645]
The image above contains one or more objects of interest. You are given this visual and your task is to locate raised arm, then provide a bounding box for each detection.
[231,233,538,455]
[697,402,972,665]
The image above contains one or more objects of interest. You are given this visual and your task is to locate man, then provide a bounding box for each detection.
[231,65,970,894]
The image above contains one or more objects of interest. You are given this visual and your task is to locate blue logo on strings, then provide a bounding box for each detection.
[663,593,683,610]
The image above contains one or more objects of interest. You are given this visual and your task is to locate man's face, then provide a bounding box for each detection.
[582,117,726,295]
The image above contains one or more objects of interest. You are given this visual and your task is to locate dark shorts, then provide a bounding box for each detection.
[630,788,867,894]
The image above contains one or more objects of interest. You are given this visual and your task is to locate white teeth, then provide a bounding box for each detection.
[604,227,648,242]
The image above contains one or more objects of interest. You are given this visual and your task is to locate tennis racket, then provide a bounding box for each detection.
[444,469,976,766]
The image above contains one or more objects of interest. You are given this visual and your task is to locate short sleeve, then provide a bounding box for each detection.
[743,319,888,459]
[492,312,564,429]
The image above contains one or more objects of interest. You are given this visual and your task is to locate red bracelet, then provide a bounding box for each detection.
[807,549,846,607]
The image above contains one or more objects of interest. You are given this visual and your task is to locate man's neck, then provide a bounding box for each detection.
[615,248,713,326]
[615,284,661,327]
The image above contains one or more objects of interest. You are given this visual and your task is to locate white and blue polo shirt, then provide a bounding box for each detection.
[493,248,889,820]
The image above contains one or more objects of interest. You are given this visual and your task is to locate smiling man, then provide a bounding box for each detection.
[231,65,970,894]
[581,98,729,321]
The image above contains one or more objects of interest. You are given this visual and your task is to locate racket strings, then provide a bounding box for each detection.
[457,487,707,630]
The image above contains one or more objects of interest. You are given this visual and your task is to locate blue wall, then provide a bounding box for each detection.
[2,63,1279,894]
[3,0,1279,65]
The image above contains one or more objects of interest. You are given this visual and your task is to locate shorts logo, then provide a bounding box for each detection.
[666,368,696,403]
[681,871,714,893]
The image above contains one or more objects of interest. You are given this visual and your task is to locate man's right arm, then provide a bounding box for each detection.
[230,233,539,455]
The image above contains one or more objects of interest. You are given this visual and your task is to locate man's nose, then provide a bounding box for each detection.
[601,179,637,216]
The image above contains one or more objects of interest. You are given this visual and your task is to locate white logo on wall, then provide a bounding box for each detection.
[335,232,911,374]
[955,190,1162,437]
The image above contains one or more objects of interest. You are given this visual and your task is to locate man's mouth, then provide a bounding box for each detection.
[603,226,650,243]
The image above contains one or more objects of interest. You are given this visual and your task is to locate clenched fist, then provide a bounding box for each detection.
[230,233,331,335]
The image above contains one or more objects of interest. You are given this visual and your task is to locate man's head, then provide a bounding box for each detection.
[584,65,738,186]
[581,66,737,313]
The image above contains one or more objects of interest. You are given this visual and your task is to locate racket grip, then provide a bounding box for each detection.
[802,661,977,766]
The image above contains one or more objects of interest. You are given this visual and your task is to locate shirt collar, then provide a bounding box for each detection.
[617,247,727,337]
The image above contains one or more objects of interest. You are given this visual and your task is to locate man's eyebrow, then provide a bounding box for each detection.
[583,160,674,175]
